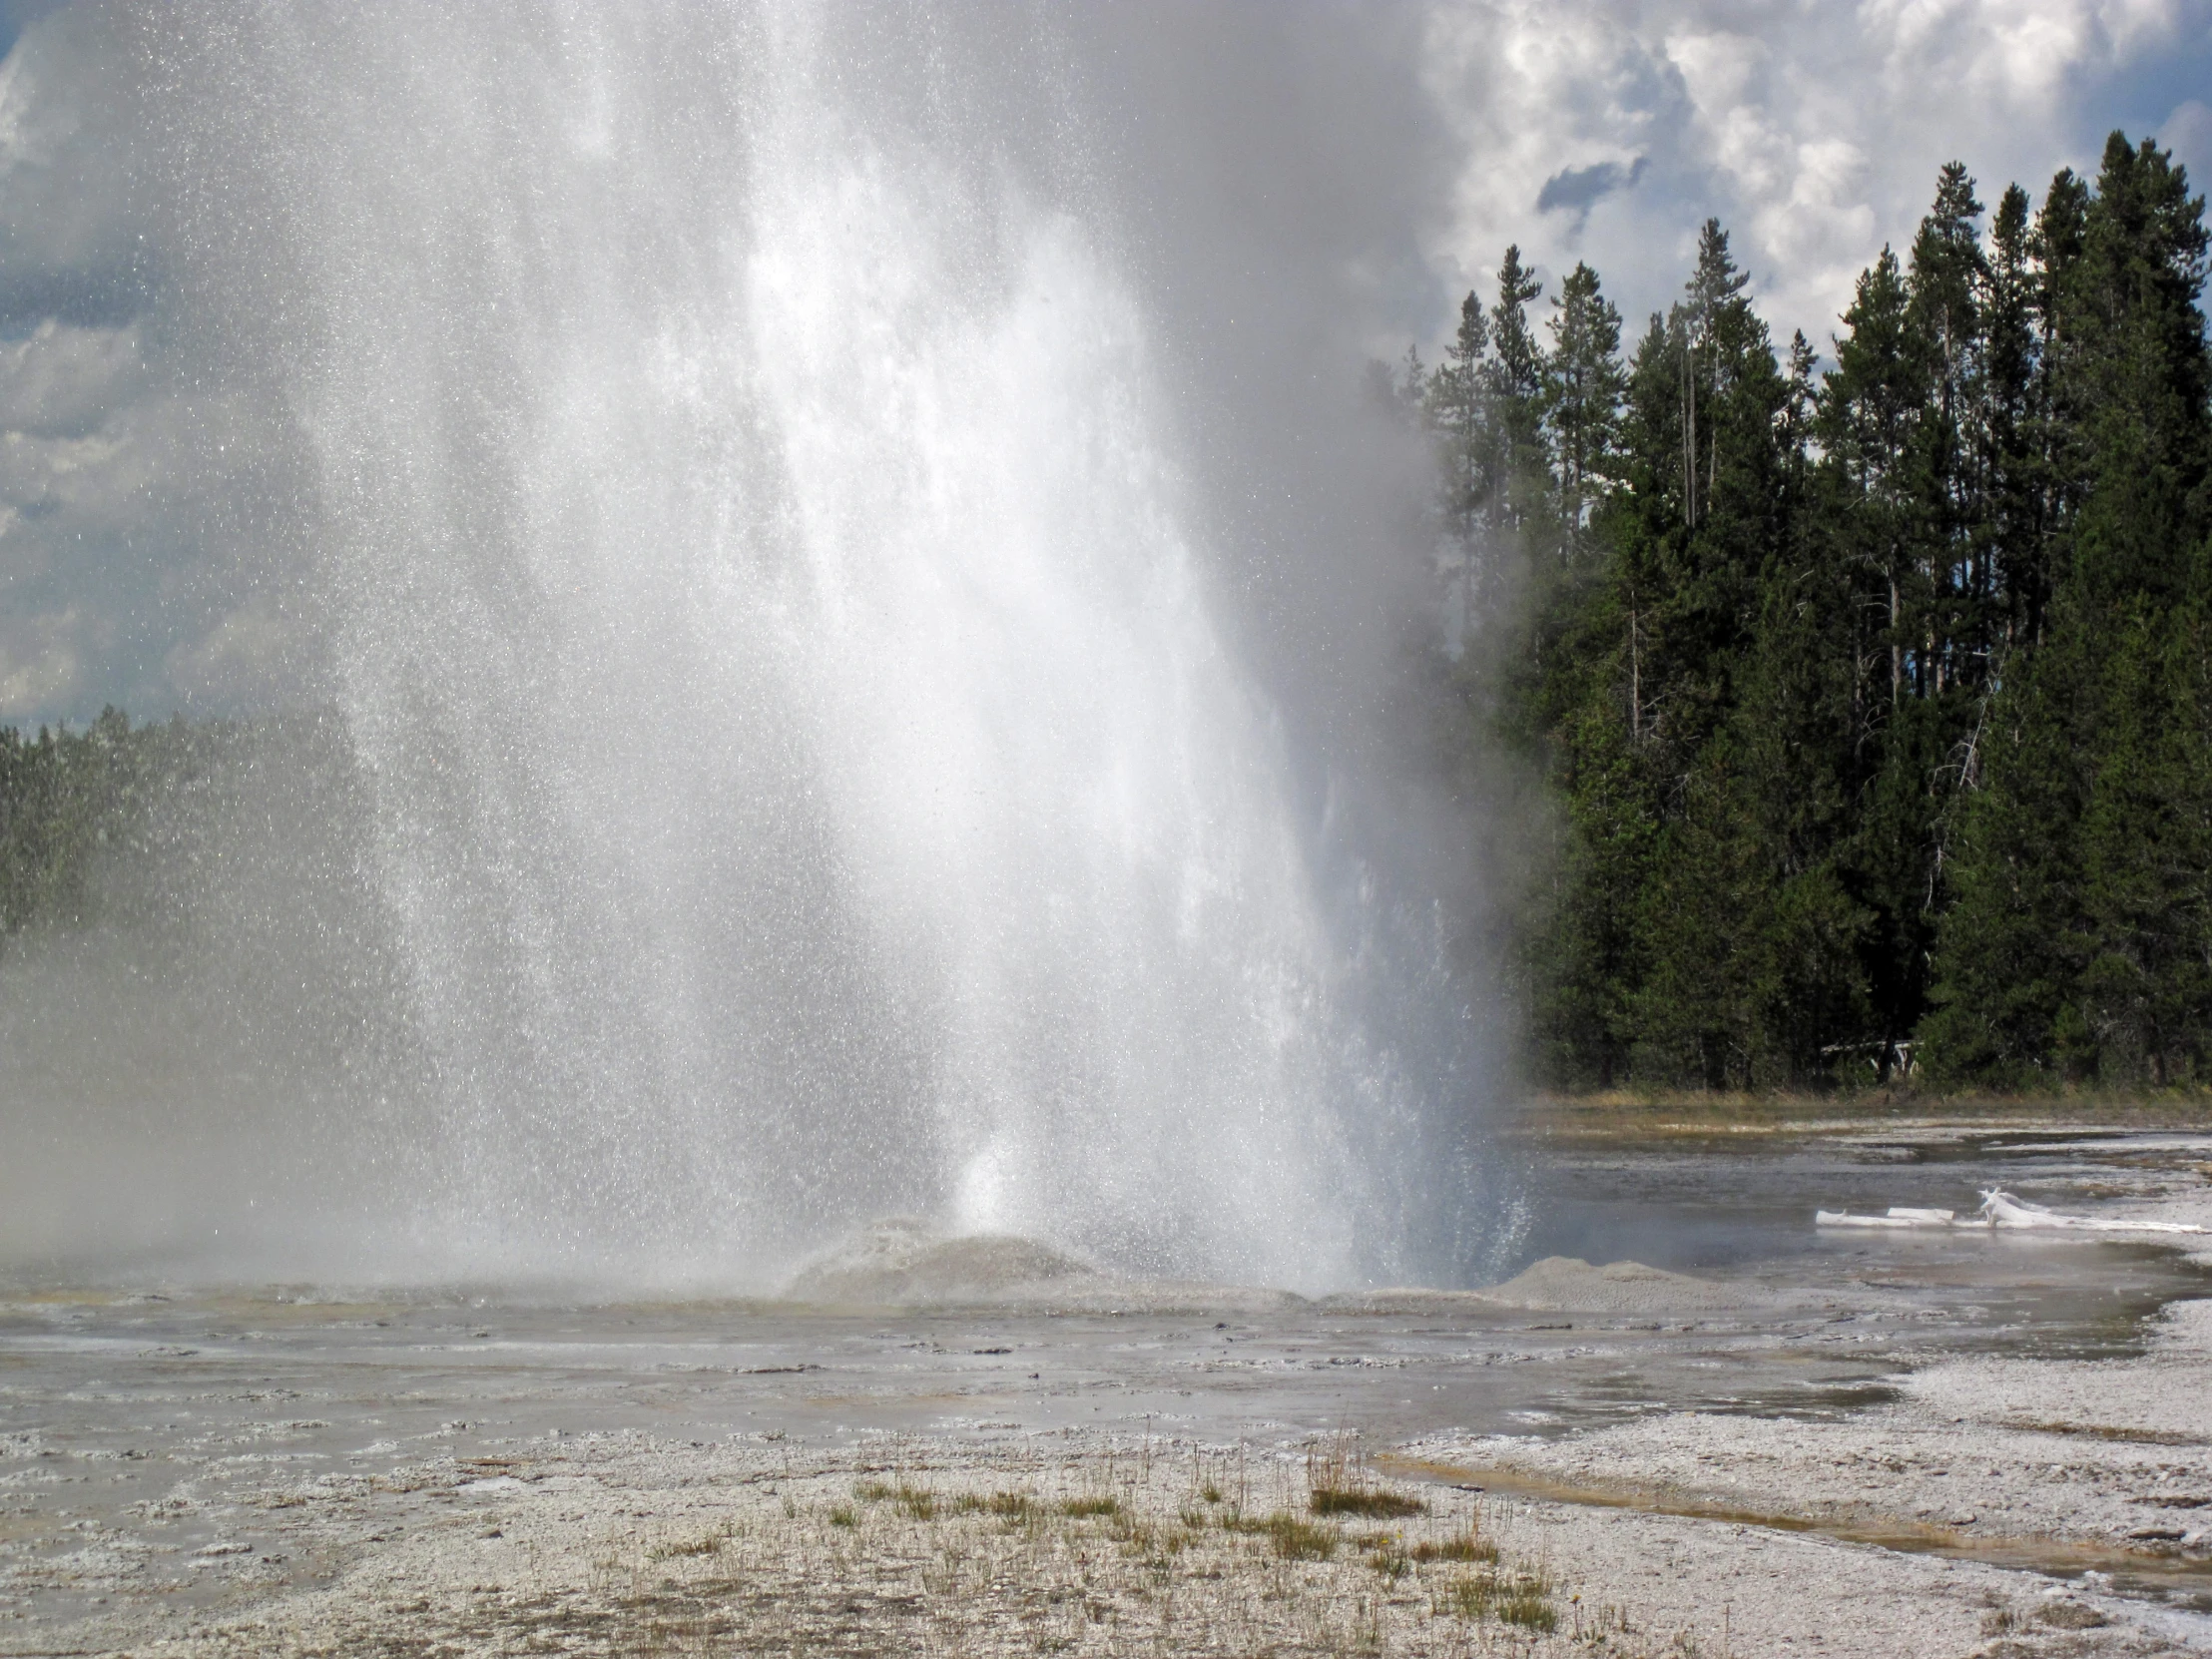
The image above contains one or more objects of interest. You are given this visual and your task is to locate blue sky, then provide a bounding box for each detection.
[0,0,2208,728]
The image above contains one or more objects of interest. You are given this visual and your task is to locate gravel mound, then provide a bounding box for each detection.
[782,1218,1100,1306]
[1471,1256,1752,1313]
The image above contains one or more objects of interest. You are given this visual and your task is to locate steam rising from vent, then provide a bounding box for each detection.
[0,4,1509,1292]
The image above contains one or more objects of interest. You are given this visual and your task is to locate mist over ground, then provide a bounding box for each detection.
[2,4,1506,1291]
[1,1,2207,1289]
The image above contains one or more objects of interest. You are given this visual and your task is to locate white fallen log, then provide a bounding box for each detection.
[1978,1189,2208,1234]
[1815,1190,2208,1235]
[1814,1207,1953,1229]
[1813,1211,1904,1228]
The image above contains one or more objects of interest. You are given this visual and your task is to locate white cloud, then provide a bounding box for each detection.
[2163,97,2212,185]
[164,592,304,706]
[0,6,317,728]
[0,603,80,713]
[0,1,2204,726]
[1420,0,2212,346]
[0,319,144,436]
[0,7,147,315]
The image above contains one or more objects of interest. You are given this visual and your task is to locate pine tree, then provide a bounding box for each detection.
[1559,224,1797,1084]
[1981,182,2046,651]
[1487,245,1550,546]
[1508,262,1633,1083]
[1926,134,2212,1084]
[1544,262,1625,553]
[1429,141,2212,1094]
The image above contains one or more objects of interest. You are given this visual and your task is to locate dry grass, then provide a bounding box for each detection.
[170,1435,1717,1658]
[1508,1089,2212,1141]
[565,1441,1650,1655]
[1439,1563,1560,1632]
[1409,1522,1501,1565]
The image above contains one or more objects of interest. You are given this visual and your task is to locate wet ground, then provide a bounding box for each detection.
[3,1119,2209,1646]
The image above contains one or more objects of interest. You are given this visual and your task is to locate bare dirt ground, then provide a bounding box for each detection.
[6,1120,2211,1656]
[17,1425,2186,1658]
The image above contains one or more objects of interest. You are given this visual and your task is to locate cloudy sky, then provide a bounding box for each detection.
[0,0,2208,729]
[1420,0,2212,340]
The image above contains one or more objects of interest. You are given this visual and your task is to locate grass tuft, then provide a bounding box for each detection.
[1409,1526,1499,1565]
[1441,1566,1557,1631]
[1305,1430,1425,1519]
[854,1479,939,1520]
[1365,1543,1409,1580]
[644,1532,724,1560]
[1310,1486,1424,1518]
[951,1490,1037,1519]
[1222,1510,1341,1560]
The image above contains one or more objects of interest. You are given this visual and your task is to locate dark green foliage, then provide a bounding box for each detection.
[1427,135,2212,1090]
[0,709,225,948]
[11,139,2207,1100]
[1926,135,2212,1087]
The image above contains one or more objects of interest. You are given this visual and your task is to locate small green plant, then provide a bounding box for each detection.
[1443,1570,1497,1620]
[1498,1585,1559,1632]
[1577,1601,1636,1643]
[1365,1541,1409,1580]
[828,1503,858,1528]
[1061,1494,1121,1518]
[1349,1596,1386,1653]
[1199,1481,1224,1503]
[858,1480,938,1519]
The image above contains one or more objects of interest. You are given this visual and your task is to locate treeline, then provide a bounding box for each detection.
[0,710,216,947]
[1398,131,2211,1091]
[6,137,2204,1098]
[0,710,362,956]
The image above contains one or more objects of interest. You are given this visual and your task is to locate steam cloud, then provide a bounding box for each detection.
[1,0,2203,1290]
[0,3,1507,1292]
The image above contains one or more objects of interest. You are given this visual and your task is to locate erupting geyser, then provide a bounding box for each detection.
[3,4,1503,1292]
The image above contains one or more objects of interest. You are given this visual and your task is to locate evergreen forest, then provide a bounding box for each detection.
[1404,131,2212,1092]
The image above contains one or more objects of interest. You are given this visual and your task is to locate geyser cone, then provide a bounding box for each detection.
[96,2,1501,1291]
